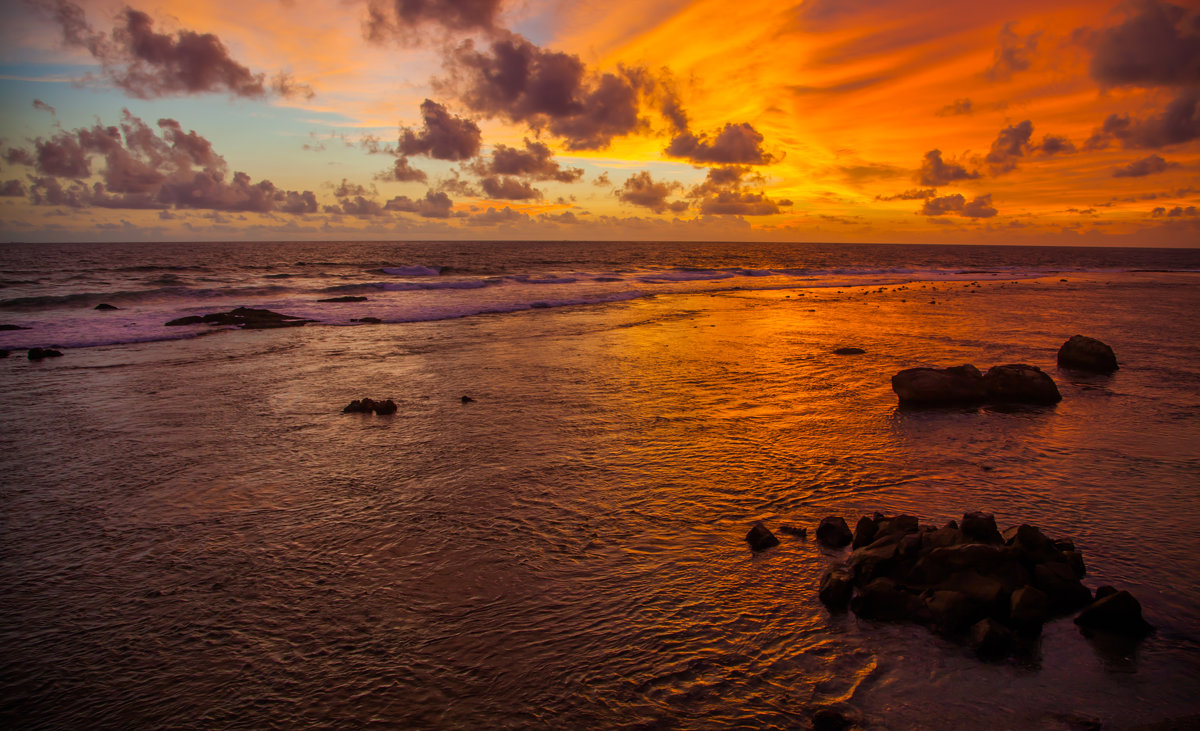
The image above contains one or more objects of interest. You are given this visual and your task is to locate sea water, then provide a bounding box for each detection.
[1,241,1198,729]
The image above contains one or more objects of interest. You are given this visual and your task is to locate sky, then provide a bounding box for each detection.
[0,0,1197,245]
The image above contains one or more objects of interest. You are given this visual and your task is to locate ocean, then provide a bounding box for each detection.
[2,240,1199,729]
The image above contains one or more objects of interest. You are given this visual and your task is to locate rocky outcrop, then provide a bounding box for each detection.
[27,347,63,360]
[1057,335,1118,373]
[745,521,779,551]
[166,307,315,329]
[892,363,1061,406]
[816,516,853,547]
[343,398,397,415]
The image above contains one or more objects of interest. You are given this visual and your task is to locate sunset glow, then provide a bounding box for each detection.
[1,0,1197,244]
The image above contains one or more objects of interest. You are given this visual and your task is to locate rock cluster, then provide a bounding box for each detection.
[342,398,397,415]
[811,511,1152,659]
[166,307,315,329]
[1057,335,1118,373]
[892,364,1061,406]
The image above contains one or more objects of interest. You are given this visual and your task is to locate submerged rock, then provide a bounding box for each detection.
[318,296,369,302]
[816,516,853,548]
[833,347,866,355]
[94,303,120,310]
[1074,590,1154,637]
[166,307,314,329]
[1057,335,1118,373]
[982,364,1062,404]
[0,349,8,358]
[745,521,779,551]
[342,398,397,415]
[0,324,31,330]
[778,524,807,538]
[352,317,382,324]
[27,347,63,360]
[461,395,475,403]
[891,364,985,406]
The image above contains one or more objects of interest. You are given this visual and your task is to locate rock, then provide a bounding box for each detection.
[812,708,851,731]
[875,514,919,539]
[852,515,878,548]
[1074,590,1153,637]
[1065,550,1086,579]
[318,296,369,302]
[960,512,1004,544]
[461,395,475,403]
[891,364,985,406]
[93,303,119,310]
[926,589,975,633]
[851,577,927,622]
[818,565,855,611]
[1094,585,1118,602]
[816,516,853,548]
[165,315,205,326]
[1010,585,1050,631]
[908,543,1014,585]
[745,521,779,551]
[372,399,397,415]
[833,347,865,355]
[27,347,63,360]
[1034,562,1092,612]
[847,540,900,584]
[924,525,963,549]
[343,398,374,413]
[352,317,382,324]
[778,524,807,538]
[982,364,1062,404]
[0,324,31,330]
[166,307,313,329]
[0,349,8,358]
[940,570,1007,612]
[1058,335,1118,373]
[970,617,1015,659]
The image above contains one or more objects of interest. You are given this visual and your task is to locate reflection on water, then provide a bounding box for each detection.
[2,275,1199,729]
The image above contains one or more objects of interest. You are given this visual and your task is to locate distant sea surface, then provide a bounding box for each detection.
[2,241,1199,729]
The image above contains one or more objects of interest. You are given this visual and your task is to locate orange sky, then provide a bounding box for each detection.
[0,0,1197,244]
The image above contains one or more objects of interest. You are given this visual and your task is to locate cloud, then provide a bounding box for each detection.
[592,172,611,187]
[470,139,583,182]
[1088,0,1200,88]
[615,171,687,213]
[35,1,313,100]
[480,176,541,199]
[1113,153,1178,177]
[364,0,502,41]
[876,188,936,201]
[0,180,26,196]
[920,193,998,218]
[1036,134,1077,155]
[4,147,36,166]
[1087,88,1200,149]
[1151,205,1199,216]
[467,206,531,226]
[917,149,980,186]
[985,120,1034,174]
[384,190,454,218]
[936,98,974,116]
[32,99,57,116]
[987,22,1040,81]
[333,179,373,198]
[397,99,482,161]
[379,157,429,183]
[687,166,790,216]
[441,32,647,150]
[325,196,385,217]
[665,123,775,165]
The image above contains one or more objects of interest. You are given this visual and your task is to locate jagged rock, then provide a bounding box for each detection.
[27,347,63,360]
[343,398,376,414]
[1058,335,1118,373]
[875,514,920,539]
[818,565,855,610]
[982,364,1062,404]
[1075,590,1154,637]
[851,515,878,548]
[816,516,853,548]
[833,347,865,355]
[1010,585,1050,631]
[94,303,119,310]
[960,512,1004,544]
[940,570,1007,612]
[165,315,205,326]
[1065,550,1086,579]
[891,364,985,406]
[1094,585,1118,602]
[970,618,1015,659]
[745,521,779,551]
[373,399,397,415]
[318,296,369,302]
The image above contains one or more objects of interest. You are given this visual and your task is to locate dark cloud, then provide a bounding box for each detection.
[0,180,26,196]
[917,149,980,186]
[1151,205,1199,216]
[987,22,1040,81]
[385,190,454,218]
[1036,134,1077,155]
[1087,88,1200,149]
[333,179,373,198]
[441,32,647,150]
[920,193,997,218]
[837,161,907,184]
[480,176,541,199]
[3,147,36,166]
[876,188,936,201]
[592,172,611,187]
[379,157,429,183]
[665,123,774,165]
[936,98,974,116]
[364,0,502,41]
[687,166,790,216]
[1088,0,1200,88]
[467,206,530,226]
[325,196,385,217]
[539,211,581,224]
[1113,153,1178,177]
[33,99,57,116]
[985,120,1033,174]
[615,171,687,214]
[397,99,482,161]
[280,191,318,214]
[472,139,583,182]
[35,1,312,99]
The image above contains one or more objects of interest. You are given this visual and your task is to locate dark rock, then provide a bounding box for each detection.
[926,589,975,633]
[812,708,851,731]
[908,543,1013,585]
[745,521,779,551]
[1094,585,1118,602]
[970,617,1015,659]
[1058,335,1118,373]
[924,525,963,549]
[851,515,878,548]
[165,315,205,326]
[318,296,369,302]
[779,524,807,538]
[1034,562,1092,612]
[94,303,120,310]
[960,512,1004,544]
[847,540,900,584]
[875,514,919,539]
[833,347,866,355]
[1074,590,1153,637]
[1052,538,1075,553]
[167,307,313,329]
[818,565,855,611]
[461,395,475,403]
[816,516,853,548]
[343,398,375,414]
[0,349,7,358]
[1065,550,1086,579]
[892,364,985,406]
[982,364,1062,404]
[0,324,31,330]
[372,399,397,415]
[940,570,1007,612]
[1008,524,1058,563]
[851,577,928,622]
[352,317,382,324]
[1010,585,1050,631]
[27,347,63,360]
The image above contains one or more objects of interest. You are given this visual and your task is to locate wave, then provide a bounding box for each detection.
[381,265,443,277]
[0,284,294,309]
[320,279,492,294]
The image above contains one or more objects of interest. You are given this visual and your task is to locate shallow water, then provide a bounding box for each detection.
[2,251,1199,729]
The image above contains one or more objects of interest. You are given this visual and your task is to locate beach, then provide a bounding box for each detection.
[2,242,1200,729]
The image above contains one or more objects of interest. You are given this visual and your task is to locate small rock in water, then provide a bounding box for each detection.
[745,521,779,551]
[833,347,866,355]
[811,707,852,731]
[27,347,64,360]
[461,395,475,403]
[1074,590,1154,637]
[0,350,8,358]
[891,364,985,406]
[372,399,397,415]
[778,524,807,538]
[0,324,31,330]
[1057,335,1118,373]
[816,516,853,548]
[94,303,120,310]
[318,296,369,303]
